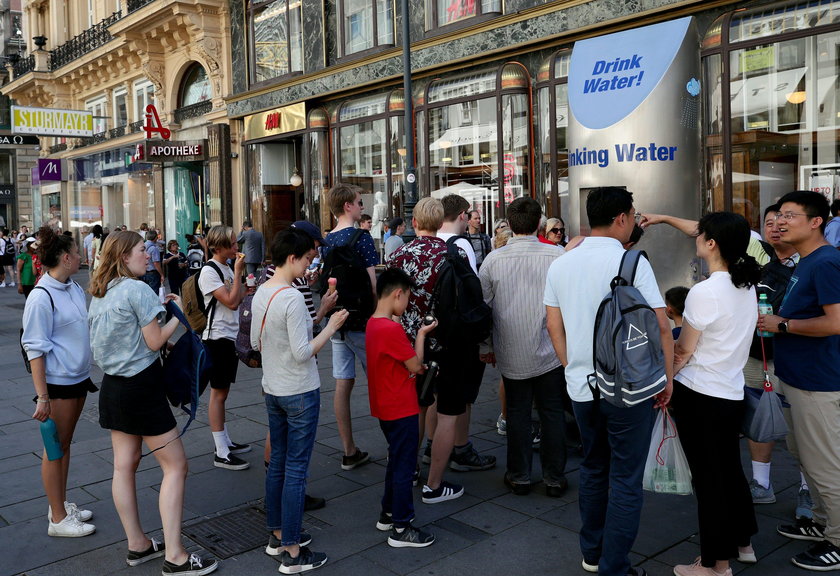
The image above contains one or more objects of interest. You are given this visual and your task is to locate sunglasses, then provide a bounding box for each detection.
[550,227,565,235]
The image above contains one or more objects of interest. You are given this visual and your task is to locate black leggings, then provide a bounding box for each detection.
[672,382,757,566]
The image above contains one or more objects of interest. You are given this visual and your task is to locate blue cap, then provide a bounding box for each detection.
[290,221,324,244]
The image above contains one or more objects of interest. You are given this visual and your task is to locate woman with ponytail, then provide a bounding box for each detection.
[671,212,762,576]
[21,226,96,537]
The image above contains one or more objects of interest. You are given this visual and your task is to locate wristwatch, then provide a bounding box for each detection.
[778,321,789,333]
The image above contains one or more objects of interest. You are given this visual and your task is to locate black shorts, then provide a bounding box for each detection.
[99,361,176,437]
[33,378,98,402]
[430,344,485,416]
[204,338,239,390]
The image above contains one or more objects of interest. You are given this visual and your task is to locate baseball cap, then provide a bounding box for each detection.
[290,221,324,244]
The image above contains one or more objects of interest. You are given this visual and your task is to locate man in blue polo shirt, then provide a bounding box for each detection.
[758,190,840,572]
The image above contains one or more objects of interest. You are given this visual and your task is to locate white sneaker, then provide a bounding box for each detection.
[48,512,95,537]
[9,282,15,286]
[49,501,93,522]
[0,282,7,287]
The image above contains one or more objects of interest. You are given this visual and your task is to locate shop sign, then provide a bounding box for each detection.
[0,185,15,203]
[0,132,40,146]
[144,140,206,162]
[143,105,171,140]
[11,106,93,137]
[38,158,63,181]
[243,103,306,141]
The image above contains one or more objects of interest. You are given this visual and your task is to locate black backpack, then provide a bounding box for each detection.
[430,235,493,347]
[320,228,375,332]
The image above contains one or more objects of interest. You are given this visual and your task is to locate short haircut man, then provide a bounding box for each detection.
[441,194,470,223]
[758,190,840,570]
[544,186,673,576]
[480,196,567,496]
[322,182,379,471]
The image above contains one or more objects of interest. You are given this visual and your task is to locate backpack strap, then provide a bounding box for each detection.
[616,250,646,287]
[203,260,226,334]
[31,285,55,311]
[258,286,292,351]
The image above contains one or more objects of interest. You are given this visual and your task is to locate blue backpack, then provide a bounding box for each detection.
[161,301,212,436]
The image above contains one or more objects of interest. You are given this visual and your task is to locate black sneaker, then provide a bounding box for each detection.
[304,495,326,511]
[422,480,464,504]
[227,442,251,455]
[279,546,327,574]
[388,525,435,548]
[503,474,530,496]
[778,517,826,541]
[449,443,496,472]
[161,553,218,576]
[341,448,370,471]
[376,511,393,532]
[265,532,312,555]
[126,537,165,566]
[792,540,840,571]
[412,465,420,487]
[213,453,250,471]
[421,439,432,464]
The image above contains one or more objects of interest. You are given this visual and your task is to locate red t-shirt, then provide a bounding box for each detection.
[365,317,419,421]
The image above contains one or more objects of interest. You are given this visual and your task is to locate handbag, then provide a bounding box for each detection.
[742,335,788,442]
[643,407,692,495]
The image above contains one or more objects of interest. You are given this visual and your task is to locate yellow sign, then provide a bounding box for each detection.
[243,103,306,141]
[741,46,774,74]
[12,106,93,137]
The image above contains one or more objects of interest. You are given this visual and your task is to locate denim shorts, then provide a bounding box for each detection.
[330,330,367,380]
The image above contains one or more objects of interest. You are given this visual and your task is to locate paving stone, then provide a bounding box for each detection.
[450,501,530,535]
[361,523,475,575]
[310,552,399,576]
[0,404,29,426]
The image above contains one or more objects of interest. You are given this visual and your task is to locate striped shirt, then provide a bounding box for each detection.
[479,235,565,380]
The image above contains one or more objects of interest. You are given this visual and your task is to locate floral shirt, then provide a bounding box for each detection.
[387,235,467,350]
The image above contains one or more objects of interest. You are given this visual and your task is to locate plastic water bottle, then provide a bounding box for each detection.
[40,418,63,461]
[757,294,773,338]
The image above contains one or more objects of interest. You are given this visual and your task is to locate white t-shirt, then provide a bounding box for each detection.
[676,271,757,400]
[543,237,665,403]
[199,260,239,341]
[438,232,478,274]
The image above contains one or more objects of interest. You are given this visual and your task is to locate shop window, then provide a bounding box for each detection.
[425,0,501,32]
[86,96,107,134]
[339,0,394,57]
[0,153,13,185]
[703,0,840,231]
[249,0,303,85]
[536,50,570,222]
[419,63,531,234]
[113,88,128,127]
[134,79,155,121]
[334,91,406,245]
[180,64,211,107]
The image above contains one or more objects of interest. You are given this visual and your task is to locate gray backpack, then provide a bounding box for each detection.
[588,250,666,407]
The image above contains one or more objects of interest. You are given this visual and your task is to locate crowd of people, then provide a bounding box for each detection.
[17,184,840,576]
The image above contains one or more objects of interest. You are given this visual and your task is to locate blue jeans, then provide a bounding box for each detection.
[503,366,567,486]
[142,271,161,293]
[265,388,320,546]
[572,398,655,576]
[380,415,419,527]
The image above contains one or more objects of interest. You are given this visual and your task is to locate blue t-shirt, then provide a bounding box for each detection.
[775,245,840,391]
[824,217,840,248]
[322,227,379,268]
[145,240,161,272]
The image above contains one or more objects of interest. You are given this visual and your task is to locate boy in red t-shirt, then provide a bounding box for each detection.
[366,268,437,548]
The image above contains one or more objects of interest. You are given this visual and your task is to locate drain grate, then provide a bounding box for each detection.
[183,506,268,559]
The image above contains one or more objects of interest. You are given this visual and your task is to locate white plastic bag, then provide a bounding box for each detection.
[643,407,692,495]
[159,286,166,304]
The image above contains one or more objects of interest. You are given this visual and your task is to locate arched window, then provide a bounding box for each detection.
[179,63,211,107]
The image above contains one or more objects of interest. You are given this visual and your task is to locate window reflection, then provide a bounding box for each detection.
[251,0,303,83]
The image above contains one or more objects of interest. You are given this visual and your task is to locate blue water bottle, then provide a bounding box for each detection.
[757,294,774,338]
[40,418,64,461]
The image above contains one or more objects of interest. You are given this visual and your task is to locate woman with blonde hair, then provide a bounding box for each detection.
[89,231,218,576]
